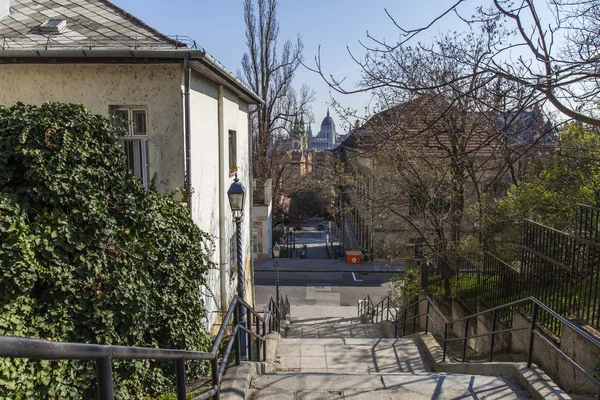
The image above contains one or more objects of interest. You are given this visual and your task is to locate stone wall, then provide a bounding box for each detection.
[511,311,600,395]
[474,309,512,357]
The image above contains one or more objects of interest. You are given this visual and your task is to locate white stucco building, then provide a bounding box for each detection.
[0,0,262,331]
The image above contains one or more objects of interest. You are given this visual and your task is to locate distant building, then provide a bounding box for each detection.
[499,104,557,145]
[278,115,312,151]
[310,109,338,151]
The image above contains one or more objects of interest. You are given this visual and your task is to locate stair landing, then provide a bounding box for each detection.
[274,338,427,374]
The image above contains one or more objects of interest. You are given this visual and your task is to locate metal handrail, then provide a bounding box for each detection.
[0,293,289,400]
[364,295,600,395]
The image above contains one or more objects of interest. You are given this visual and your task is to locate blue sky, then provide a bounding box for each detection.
[111,0,487,133]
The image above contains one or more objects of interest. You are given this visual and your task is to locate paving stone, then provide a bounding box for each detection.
[277,356,300,370]
[277,344,301,357]
[301,356,327,369]
[301,344,325,356]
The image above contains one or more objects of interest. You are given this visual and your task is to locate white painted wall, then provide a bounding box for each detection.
[188,71,252,328]
[0,62,254,331]
[0,63,185,195]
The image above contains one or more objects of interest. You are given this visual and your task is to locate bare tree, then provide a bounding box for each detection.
[241,0,314,181]
[314,0,600,126]
[330,31,556,296]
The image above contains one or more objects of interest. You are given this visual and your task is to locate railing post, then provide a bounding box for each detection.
[235,305,241,366]
[263,319,267,361]
[386,298,390,321]
[96,357,114,400]
[176,358,186,400]
[489,309,497,362]
[527,303,538,368]
[425,302,430,334]
[442,323,448,362]
[402,308,407,337]
[247,313,253,361]
[255,314,261,362]
[462,318,469,362]
[413,303,418,334]
[211,357,220,400]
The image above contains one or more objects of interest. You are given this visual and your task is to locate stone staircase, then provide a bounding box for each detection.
[229,306,551,399]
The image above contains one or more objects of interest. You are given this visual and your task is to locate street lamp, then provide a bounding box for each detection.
[227,173,247,360]
[273,243,281,315]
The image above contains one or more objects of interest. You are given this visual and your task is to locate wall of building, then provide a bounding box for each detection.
[0,62,255,331]
[0,63,185,194]
[188,72,253,328]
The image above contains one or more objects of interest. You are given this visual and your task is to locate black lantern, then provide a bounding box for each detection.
[227,173,245,220]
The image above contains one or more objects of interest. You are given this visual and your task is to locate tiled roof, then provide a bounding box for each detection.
[0,0,192,50]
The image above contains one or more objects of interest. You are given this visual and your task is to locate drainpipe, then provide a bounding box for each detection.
[218,85,227,311]
[248,106,256,308]
[184,54,192,211]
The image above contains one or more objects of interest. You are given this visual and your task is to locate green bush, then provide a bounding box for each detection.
[0,103,214,399]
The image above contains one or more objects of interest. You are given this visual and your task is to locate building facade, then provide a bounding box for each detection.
[310,109,338,151]
[0,0,262,331]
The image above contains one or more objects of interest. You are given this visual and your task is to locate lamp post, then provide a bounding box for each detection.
[273,243,281,315]
[227,174,247,361]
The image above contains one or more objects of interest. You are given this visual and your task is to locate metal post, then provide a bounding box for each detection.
[413,303,418,334]
[256,314,261,361]
[442,324,448,362]
[527,303,538,368]
[176,358,186,400]
[463,318,469,362]
[263,319,267,361]
[211,357,220,400]
[235,304,241,366]
[247,312,253,361]
[425,302,430,334]
[96,357,114,400]
[403,308,407,337]
[386,298,390,321]
[275,257,280,322]
[490,309,497,362]
[235,217,248,361]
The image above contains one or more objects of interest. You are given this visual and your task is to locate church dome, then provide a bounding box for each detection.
[318,109,336,139]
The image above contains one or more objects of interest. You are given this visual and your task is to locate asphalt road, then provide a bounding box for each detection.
[255,270,394,308]
[254,219,403,308]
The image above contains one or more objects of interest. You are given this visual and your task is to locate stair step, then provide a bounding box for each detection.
[274,337,427,373]
[286,322,383,339]
[250,372,530,399]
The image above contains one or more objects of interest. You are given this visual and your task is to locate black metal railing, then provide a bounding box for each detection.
[522,218,600,334]
[0,294,288,400]
[358,294,375,320]
[363,295,600,397]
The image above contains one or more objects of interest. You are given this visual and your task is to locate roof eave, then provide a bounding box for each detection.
[0,48,263,105]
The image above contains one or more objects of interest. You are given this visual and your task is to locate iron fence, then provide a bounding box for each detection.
[425,204,600,336]
[522,214,600,333]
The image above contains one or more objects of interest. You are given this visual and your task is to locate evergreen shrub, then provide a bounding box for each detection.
[0,103,213,399]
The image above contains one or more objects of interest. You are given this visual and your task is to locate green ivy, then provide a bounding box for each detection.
[0,103,214,399]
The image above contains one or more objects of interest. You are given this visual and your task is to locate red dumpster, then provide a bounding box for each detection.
[345,250,362,264]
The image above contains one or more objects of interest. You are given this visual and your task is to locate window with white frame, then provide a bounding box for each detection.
[110,106,149,189]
